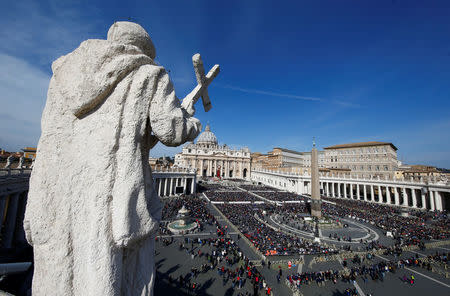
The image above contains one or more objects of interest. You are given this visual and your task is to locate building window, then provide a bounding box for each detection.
[368,165,371,171]
[384,165,388,171]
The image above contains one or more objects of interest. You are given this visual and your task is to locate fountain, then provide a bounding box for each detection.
[167,205,197,234]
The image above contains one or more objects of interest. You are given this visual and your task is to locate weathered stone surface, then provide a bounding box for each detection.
[24,22,204,295]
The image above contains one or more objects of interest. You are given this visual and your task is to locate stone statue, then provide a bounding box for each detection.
[18,156,24,169]
[24,22,219,295]
[4,155,13,169]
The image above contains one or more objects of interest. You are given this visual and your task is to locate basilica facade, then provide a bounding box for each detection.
[174,125,251,180]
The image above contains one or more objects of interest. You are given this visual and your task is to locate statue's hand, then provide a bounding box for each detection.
[24,219,33,246]
[181,96,196,117]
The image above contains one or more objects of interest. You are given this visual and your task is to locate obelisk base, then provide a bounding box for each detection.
[311,199,322,219]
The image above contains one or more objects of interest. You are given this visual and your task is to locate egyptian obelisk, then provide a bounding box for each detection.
[310,139,322,218]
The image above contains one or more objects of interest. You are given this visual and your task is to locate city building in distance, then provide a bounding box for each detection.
[252,141,400,179]
[323,141,399,179]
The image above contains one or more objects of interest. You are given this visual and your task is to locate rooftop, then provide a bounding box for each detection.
[324,141,398,151]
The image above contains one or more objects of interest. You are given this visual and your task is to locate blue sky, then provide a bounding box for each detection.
[0,0,449,167]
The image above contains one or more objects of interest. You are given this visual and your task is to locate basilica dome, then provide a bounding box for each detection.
[197,124,218,145]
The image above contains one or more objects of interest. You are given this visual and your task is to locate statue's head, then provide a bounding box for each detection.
[107,21,156,59]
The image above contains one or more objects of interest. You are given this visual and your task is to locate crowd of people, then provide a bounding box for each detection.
[197,183,227,192]
[287,253,425,293]
[239,185,280,192]
[322,198,450,246]
[217,203,335,256]
[159,219,275,295]
[253,191,304,202]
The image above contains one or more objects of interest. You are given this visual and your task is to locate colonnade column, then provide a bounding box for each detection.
[349,184,353,199]
[343,183,347,198]
[337,183,341,198]
[434,191,443,211]
[3,192,20,248]
[370,185,374,202]
[411,189,417,208]
[378,185,382,203]
[183,177,187,194]
[356,184,360,200]
[169,178,174,196]
[385,186,391,204]
[162,178,166,196]
[363,184,367,201]
[331,182,335,197]
[394,187,400,206]
[190,178,195,194]
[0,195,7,231]
[402,187,407,206]
[158,179,162,196]
[429,191,435,211]
[421,190,427,210]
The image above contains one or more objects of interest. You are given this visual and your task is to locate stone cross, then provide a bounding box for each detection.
[184,54,220,112]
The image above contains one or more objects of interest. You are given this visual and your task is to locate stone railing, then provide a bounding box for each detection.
[0,168,32,178]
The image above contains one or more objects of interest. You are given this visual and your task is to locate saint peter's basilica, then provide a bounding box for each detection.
[174,125,251,179]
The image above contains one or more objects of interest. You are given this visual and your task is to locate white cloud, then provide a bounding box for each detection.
[0,1,101,69]
[218,83,321,101]
[0,53,50,150]
[0,0,101,151]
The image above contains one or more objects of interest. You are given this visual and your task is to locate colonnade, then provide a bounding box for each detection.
[251,169,449,211]
[155,176,196,197]
[319,181,444,211]
[0,191,28,248]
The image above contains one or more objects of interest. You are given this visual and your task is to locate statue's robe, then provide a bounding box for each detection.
[24,39,201,295]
